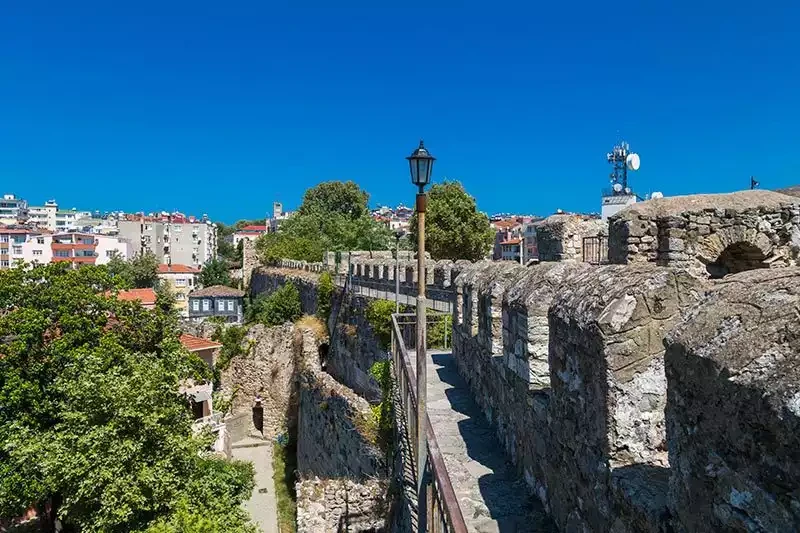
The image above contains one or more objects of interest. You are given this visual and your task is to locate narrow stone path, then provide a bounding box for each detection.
[232,438,278,533]
[416,350,555,533]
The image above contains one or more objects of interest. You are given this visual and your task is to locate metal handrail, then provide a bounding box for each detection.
[392,313,468,533]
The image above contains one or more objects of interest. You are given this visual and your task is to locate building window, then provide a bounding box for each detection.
[0,236,7,242]
[202,299,210,311]
[12,246,22,254]
[176,293,185,301]
[37,237,44,244]
[175,278,187,287]
[0,260,8,267]
[33,250,42,256]
[192,300,199,311]
[227,300,234,312]
[55,250,70,257]
[217,300,225,312]
[188,277,193,287]
[81,238,94,245]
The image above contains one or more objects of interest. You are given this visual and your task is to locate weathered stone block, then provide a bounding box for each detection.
[547,264,705,531]
[665,268,800,532]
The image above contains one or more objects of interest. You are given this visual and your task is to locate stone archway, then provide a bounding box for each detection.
[694,226,774,278]
[705,241,769,279]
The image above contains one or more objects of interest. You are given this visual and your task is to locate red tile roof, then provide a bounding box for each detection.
[158,264,200,274]
[116,288,157,305]
[501,238,523,245]
[180,334,222,352]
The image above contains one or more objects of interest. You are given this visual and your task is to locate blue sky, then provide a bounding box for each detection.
[1,2,798,223]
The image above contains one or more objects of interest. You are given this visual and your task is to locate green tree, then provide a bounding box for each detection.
[0,263,255,532]
[408,180,494,261]
[106,250,160,288]
[250,284,303,327]
[297,180,369,220]
[199,258,232,287]
[255,232,324,263]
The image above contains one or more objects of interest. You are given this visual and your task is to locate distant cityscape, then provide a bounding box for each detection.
[0,141,663,270]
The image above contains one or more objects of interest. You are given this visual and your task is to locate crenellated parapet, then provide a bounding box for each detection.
[452,259,800,532]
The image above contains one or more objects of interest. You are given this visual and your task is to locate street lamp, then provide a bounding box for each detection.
[406,140,434,495]
[394,228,405,313]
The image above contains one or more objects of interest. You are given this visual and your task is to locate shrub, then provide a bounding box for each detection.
[212,325,250,371]
[365,299,396,349]
[316,271,334,324]
[251,283,302,327]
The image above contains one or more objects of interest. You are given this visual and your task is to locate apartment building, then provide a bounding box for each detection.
[157,264,200,316]
[117,216,218,267]
[49,233,131,268]
[27,200,93,231]
[0,227,38,268]
[0,194,28,225]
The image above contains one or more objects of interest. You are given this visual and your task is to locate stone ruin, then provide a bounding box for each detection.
[608,190,800,278]
[534,213,607,262]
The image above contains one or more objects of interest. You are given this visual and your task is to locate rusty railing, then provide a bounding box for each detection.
[391,313,467,533]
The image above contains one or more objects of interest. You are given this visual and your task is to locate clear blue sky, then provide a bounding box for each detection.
[1,1,798,223]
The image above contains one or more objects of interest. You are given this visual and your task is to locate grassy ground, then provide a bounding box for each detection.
[272,437,298,533]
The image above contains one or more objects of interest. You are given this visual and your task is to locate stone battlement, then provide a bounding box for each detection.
[452,260,800,532]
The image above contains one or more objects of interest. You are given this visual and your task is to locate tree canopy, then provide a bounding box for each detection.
[106,250,160,288]
[0,263,256,532]
[296,180,369,220]
[408,181,494,261]
[199,258,233,288]
[256,181,392,263]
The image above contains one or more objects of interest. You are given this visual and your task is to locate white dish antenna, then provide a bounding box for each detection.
[624,187,631,194]
[613,183,623,193]
[651,191,664,199]
[626,153,640,171]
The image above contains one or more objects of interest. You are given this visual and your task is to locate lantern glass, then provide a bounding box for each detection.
[406,140,435,190]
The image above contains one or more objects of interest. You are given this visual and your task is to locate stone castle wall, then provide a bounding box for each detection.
[452,259,800,532]
[296,478,389,532]
[219,323,300,440]
[250,266,320,314]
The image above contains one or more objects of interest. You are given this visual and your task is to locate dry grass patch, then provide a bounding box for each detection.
[295,315,328,341]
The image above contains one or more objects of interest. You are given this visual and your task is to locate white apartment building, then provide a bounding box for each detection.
[0,194,28,225]
[27,200,93,231]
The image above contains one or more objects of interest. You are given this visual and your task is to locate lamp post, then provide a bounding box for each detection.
[407,139,435,496]
[394,228,405,313]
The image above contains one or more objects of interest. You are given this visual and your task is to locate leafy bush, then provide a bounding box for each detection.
[365,299,396,349]
[369,360,394,458]
[212,325,250,371]
[427,310,451,350]
[250,283,302,327]
[316,271,334,324]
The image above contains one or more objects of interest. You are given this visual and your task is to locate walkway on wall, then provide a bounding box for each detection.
[336,276,453,313]
[410,349,555,532]
[232,438,279,533]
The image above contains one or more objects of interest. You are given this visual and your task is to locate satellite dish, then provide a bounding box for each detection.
[651,191,664,199]
[624,187,631,194]
[626,153,641,171]
[613,183,623,193]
